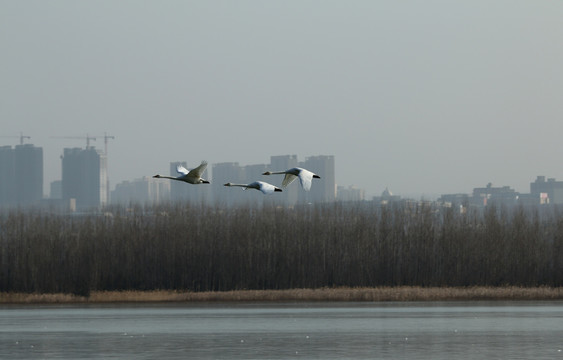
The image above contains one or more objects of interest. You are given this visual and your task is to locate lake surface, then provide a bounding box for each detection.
[1,301,562,359]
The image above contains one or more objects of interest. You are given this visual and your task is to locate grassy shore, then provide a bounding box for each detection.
[2,287,563,304]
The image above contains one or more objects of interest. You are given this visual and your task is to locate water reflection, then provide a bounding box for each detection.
[1,301,562,359]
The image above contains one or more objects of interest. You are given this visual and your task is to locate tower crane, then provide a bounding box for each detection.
[51,134,96,148]
[0,132,31,145]
[103,132,115,155]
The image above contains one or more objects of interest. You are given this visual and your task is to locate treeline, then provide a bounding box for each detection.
[1,202,563,296]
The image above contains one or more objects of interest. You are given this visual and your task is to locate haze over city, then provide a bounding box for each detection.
[2,1,563,199]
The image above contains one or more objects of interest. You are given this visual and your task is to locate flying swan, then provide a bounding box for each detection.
[223,181,282,194]
[153,161,210,184]
[262,167,320,191]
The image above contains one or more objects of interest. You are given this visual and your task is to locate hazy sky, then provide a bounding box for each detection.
[2,1,563,198]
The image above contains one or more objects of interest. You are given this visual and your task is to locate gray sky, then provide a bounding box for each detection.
[2,1,563,199]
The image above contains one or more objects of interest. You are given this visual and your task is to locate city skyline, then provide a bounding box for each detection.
[0,143,341,208]
[2,2,563,198]
[3,139,563,210]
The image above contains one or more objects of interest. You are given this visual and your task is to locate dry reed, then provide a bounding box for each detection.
[2,286,563,304]
[3,203,563,295]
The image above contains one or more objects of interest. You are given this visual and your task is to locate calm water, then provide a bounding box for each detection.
[1,301,562,359]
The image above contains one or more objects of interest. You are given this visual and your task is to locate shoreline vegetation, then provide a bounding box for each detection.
[2,202,563,297]
[2,287,563,304]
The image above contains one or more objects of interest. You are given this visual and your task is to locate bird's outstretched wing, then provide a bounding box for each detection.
[176,165,189,175]
[188,161,208,178]
[298,171,314,191]
[282,173,298,187]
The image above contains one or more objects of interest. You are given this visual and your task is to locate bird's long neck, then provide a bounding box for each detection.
[156,175,180,181]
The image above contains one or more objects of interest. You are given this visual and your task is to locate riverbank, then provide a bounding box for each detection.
[2,286,563,304]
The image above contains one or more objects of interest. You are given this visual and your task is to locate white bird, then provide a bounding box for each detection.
[223,181,282,194]
[262,167,320,191]
[153,161,210,184]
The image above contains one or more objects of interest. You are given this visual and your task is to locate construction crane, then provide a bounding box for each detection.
[0,132,31,145]
[103,132,115,155]
[51,134,97,148]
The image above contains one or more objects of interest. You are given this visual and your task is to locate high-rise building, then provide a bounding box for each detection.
[0,146,16,207]
[61,147,107,210]
[300,155,336,203]
[111,177,170,205]
[0,144,43,207]
[15,144,43,205]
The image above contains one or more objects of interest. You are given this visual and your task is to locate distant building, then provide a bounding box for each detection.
[111,177,170,205]
[373,187,401,204]
[530,176,563,204]
[0,144,43,208]
[337,185,365,202]
[471,183,519,207]
[15,144,43,205]
[438,177,563,208]
[438,193,470,207]
[0,146,16,207]
[517,193,542,206]
[243,163,269,185]
[50,180,62,199]
[61,147,107,210]
[42,179,73,211]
